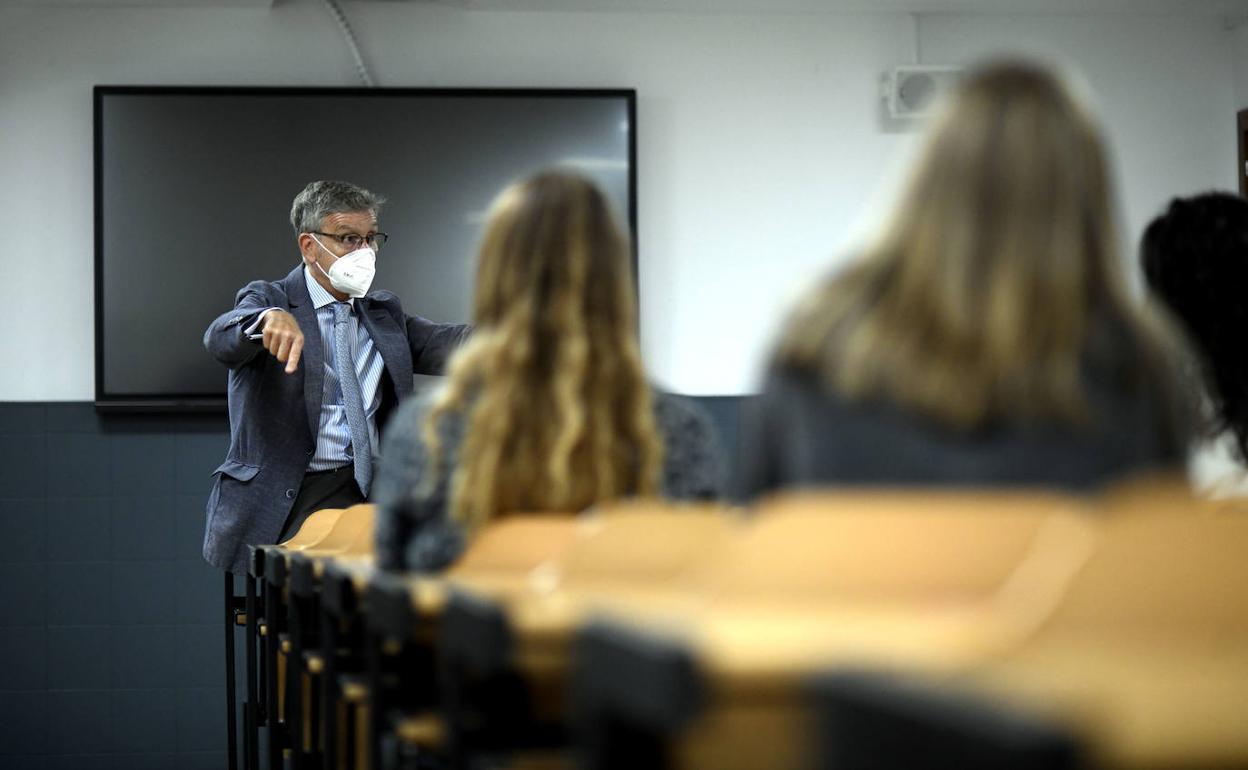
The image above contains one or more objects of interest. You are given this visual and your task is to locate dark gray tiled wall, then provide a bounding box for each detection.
[0,397,746,769]
[0,403,229,769]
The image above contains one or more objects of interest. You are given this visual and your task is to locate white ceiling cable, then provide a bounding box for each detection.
[320,0,377,87]
[909,12,922,65]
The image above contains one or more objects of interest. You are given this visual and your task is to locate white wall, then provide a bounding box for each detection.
[1233,21,1248,107]
[924,14,1238,268]
[0,2,1238,399]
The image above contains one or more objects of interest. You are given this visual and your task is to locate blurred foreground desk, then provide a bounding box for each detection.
[572,492,1248,770]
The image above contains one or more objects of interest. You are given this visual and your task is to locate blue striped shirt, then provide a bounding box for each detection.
[302,268,387,473]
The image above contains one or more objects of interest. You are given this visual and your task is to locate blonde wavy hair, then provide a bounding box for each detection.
[422,171,663,532]
[777,58,1181,429]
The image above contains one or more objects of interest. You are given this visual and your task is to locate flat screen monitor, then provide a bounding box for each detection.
[94,86,636,410]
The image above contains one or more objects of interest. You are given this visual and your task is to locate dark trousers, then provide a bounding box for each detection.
[277,465,366,543]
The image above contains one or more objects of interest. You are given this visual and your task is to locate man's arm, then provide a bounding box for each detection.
[405,315,473,375]
[204,282,305,372]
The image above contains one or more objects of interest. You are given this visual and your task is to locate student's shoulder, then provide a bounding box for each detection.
[755,362,845,415]
[651,389,716,436]
[391,387,441,431]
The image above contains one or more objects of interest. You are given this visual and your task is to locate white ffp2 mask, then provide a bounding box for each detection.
[311,236,376,298]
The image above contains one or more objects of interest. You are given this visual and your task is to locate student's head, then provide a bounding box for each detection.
[885,60,1119,315]
[471,172,637,334]
[777,58,1178,429]
[1142,192,1248,455]
[426,171,662,530]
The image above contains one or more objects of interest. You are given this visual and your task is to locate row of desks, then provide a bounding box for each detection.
[234,476,1248,770]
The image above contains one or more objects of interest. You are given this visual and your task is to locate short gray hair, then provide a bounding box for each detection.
[290,180,386,236]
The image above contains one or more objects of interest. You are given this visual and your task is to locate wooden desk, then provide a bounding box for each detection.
[575,507,1248,770]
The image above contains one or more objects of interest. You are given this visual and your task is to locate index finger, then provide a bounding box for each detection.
[285,336,303,374]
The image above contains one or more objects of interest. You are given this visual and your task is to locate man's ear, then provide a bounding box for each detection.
[298,233,317,265]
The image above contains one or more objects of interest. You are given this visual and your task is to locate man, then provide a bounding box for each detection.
[203,180,470,575]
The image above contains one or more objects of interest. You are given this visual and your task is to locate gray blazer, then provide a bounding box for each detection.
[202,264,470,574]
[738,363,1189,501]
[371,389,725,572]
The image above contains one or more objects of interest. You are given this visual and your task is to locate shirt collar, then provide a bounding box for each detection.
[303,265,354,311]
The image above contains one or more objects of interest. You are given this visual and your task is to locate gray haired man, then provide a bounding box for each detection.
[202,180,470,575]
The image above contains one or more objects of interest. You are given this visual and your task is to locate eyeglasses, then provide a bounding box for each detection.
[309,231,390,252]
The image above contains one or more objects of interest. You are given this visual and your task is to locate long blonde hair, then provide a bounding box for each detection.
[777,59,1179,429]
[423,171,663,532]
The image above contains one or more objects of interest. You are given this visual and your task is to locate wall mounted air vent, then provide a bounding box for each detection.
[882,65,964,120]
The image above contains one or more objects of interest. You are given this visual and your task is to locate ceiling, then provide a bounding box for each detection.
[7,0,1248,17]
[0,0,272,6]
[424,0,1248,14]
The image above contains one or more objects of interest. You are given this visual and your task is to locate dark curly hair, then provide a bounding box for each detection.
[1141,192,1248,459]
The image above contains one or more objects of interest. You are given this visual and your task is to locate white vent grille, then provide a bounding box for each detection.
[882,65,964,120]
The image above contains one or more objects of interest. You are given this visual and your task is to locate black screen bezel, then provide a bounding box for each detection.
[93,85,638,412]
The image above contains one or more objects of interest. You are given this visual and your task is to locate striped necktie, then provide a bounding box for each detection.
[332,302,372,496]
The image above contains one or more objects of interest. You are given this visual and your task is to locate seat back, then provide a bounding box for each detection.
[1096,471,1216,517]
[810,670,1082,770]
[279,506,345,549]
[554,501,741,588]
[447,514,582,578]
[283,504,376,557]
[337,503,378,556]
[1033,511,1248,637]
[709,489,1093,604]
